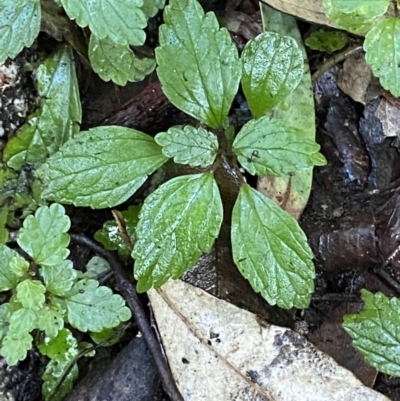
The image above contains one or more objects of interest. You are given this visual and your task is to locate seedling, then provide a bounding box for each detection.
[323,0,400,96]
[0,203,131,399]
[39,0,326,309]
[0,0,163,85]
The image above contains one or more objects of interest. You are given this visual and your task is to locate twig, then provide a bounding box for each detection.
[376,269,400,296]
[71,233,184,401]
[312,44,363,84]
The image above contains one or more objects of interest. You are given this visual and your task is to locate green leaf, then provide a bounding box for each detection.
[231,184,315,309]
[0,0,41,63]
[4,47,82,170]
[305,28,348,54]
[16,279,46,310]
[133,173,223,292]
[0,303,9,342]
[155,125,219,167]
[94,221,124,252]
[156,0,241,128]
[90,325,125,346]
[42,356,78,401]
[0,330,32,365]
[141,0,165,18]
[60,0,146,45]
[260,3,321,219]
[84,256,110,279]
[63,279,131,332]
[364,18,400,97]
[326,0,390,16]
[37,327,78,360]
[9,307,36,333]
[36,304,64,338]
[39,126,169,208]
[323,0,388,35]
[0,205,9,244]
[232,117,326,177]
[88,35,155,86]
[41,260,77,296]
[18,203,70,266]
[94,205,140,255]
[241,31,303,118]
[343,290,400,376]
[9,255,30,277]
[0,245,29,291]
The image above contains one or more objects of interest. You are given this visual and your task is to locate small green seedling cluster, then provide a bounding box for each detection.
[0,203,131,399]
[323,0,400,96]
[0,0,164,85]
[38,0,326,309]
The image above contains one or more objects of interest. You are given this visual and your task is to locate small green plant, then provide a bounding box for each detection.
[38,0,326,309]
[0,0,164,85]
[0,46,80,244]
[322,0,400,378]
[323,0,400,96]
[305,28,348,54]
[343,290,400,376]
[0,203,131,398]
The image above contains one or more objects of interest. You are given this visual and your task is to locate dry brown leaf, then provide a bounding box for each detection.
[149,280,389,401]
[337,53,372,105]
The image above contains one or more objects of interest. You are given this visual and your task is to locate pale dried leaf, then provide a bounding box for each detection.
[149,280,389,401]
[375,98,400,137]
[337,53,372,105]
[260,0,332,27]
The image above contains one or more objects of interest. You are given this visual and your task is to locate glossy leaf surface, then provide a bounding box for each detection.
[4,47,81,169]
[17,203,71,266]
[0,245,29,291]
[0,0,41,63]
[141,0,166,18]
[232,117,326,176]
[325,0,390,16]
[364,18,400,97]
[63,279,132,332]
[36,304,64,338]
[39,126,169,208]
[323,0,388,35]
[155,125,219,167]
[241,31,303,118]
[258,3,321,219]
[42,353,79,401]
[89,35,155,86]
[40,260,77,296]
[16,279,46,311]
[156,0,241,128]
[133,173,223,292]
[94,205,140,256]
[343,290,400,376]
[0,330,32,366]
[231,184,315,309]
[60,0,147,45]
[37,327,78,360]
